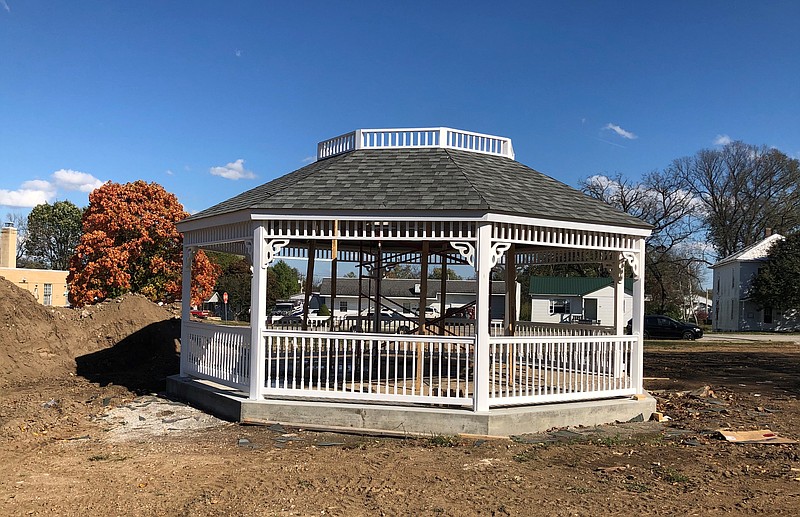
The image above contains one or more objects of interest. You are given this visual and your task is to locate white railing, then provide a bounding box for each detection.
[511,321,614,337]
[183,322,251,390]
[486,335,637,407]
[263,330,475,407]
[316,127,514,160]
[181,325,637,409]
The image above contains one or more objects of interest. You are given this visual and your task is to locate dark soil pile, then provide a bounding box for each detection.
[0,277,179,391]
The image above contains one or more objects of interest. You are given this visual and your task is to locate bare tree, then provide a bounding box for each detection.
[4,211,28,262]
[580,172,703,315]
[672,142,800,258]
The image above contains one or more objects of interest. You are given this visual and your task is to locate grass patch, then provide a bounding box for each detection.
[624,482,650,493]
[659,467,689,483]
[427,434,462,447]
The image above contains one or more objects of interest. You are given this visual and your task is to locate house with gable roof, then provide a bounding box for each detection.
[529,276,633,326]
[710,233,799,331]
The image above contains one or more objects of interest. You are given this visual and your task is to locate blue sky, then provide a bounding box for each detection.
[2,1,799,219]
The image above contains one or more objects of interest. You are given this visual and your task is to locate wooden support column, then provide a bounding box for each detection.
[329,258,338,331]
[417,242,429,334]
[504,244,516,336]
[302,239,316,331]
[439,250,447,336]
[329,222,338,331]
[416,241,429,394]
[374,242,383,333]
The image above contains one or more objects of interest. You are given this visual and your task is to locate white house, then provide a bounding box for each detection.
[710,233,798,331]
[319,277,519,320]
[529,276,633,326]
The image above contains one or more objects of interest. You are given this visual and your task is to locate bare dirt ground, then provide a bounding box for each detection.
[2,278,799,516]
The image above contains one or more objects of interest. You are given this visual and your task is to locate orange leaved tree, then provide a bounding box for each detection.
[67,180,219,307]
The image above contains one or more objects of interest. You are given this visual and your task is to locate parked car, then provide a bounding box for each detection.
[190,309,210,319]
[627,315,703,340]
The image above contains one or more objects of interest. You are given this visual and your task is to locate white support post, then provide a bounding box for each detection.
[179,246,195,377]
[473,222,492,413]
[631,239,646,393]
[249,225,268,400]
[613,253,626,336]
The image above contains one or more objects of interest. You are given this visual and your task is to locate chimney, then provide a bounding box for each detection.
[765,227,772,238]
[0,223,17,268]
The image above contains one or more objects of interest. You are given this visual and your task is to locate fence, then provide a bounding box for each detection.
[181,323,637,409]
[183,321,251,390]
[486,335,637,406]
[262,330,475,406]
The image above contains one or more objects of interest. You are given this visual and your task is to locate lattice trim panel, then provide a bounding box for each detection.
[493,223,639,252]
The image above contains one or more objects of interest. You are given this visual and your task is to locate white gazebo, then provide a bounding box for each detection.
[169,127,654,435]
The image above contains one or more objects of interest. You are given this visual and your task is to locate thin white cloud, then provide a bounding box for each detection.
[1,1,10,13]
[234,49,242,57]
[713,134,732,146]
[593,137,627,149]
[165,169,174,176]
[0,187,55,208]
[603,123,637,140]
[51,169,104,192]
[209,159,256,180]
[301,156,315,164]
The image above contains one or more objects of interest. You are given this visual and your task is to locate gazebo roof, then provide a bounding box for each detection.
[184,128,649,230]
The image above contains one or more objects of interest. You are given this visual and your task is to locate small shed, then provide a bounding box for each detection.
[529,276,634,326]
[169,127,654,435]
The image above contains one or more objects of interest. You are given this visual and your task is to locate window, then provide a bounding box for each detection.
[339,301,348,313]
[43,283,52,306]
[764,306,773,324]
[549,299,570,314]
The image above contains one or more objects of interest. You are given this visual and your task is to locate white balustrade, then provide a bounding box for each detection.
[486,335,637,406]
[183,321,251,390]
[262,330,474,406]
[181,324,636,409]
[316,127,514,160]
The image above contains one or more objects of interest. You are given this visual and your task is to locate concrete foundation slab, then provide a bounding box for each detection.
[167,375,656,437]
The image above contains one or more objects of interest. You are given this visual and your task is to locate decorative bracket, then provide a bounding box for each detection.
[602,252,641,280]
[451,241,475,268]
[475,242,511,270]
[488,241,511,269]
[264,239,289,268]
[622,252,640,279]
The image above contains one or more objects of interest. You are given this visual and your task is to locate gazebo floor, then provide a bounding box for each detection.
[167,375,655,437]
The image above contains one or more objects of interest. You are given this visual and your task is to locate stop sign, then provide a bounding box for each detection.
[223,292,228,303]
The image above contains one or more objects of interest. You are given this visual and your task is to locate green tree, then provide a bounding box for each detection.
[25,200,83,270]
[429,267,462,280]
[270,260,300,300]
[208,251,252,321]
[750,233,800,311]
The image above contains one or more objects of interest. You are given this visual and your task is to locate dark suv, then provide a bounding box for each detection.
[628,315,703,340]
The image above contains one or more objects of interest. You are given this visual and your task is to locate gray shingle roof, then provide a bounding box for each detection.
[185,148,649,229]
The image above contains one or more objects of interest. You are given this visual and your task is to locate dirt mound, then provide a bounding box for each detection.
[0,277,179,390]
